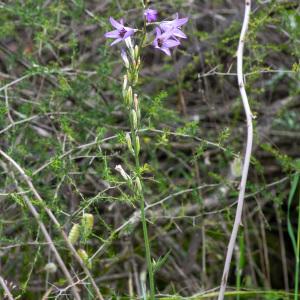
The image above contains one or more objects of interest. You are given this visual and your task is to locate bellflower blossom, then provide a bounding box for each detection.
[160,13,188,39]
[104,11,188,56]
[153,27,180,56]
[105,17,137,46]
[144,8,158,23]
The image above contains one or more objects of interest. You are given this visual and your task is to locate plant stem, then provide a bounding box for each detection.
[218,1,253,299]
[295,189,300,300]
[132,129,155,300]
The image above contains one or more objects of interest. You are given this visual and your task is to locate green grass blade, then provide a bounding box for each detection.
[287,173,299,256]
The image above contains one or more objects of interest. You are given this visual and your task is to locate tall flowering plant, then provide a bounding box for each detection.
[105,4,188,299]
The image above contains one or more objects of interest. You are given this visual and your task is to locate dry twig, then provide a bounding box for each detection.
[218,1,253,299]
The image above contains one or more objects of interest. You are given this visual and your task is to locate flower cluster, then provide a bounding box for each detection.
[105,10,188,56]
[103,7,188,299]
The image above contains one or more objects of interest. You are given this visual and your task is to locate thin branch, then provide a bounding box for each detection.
[0,276,15,300]
[18,190,82,300]
[0,162,81,300]
[0,74,31,92]
[0,149,104,300]
[218,1,253,299]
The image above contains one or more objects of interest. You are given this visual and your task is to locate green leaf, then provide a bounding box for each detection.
[287,172,299,256]
[152,250,171,274]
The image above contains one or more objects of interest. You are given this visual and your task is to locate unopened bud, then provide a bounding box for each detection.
[134,45,139,61]
[125,36,133,50]
[137,108,141,125]
[136,57,141,69]
[135,135,140,155]
[135,177,142,193]
[132,73,139,86]
[134,93,139,111]
[122,75,128,96]
[121,49,130,68]
[115,164,131,182]
[126,133,135,155]
[125,86,133,106]
[130,109,138,129]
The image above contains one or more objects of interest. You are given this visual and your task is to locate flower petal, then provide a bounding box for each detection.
[125,37,133,48]
[144,8,158,22]
[111,38,122,46]
[109,17,123,29]
[105,30,120,38]
[155,27,162,36]
[160,23,171,32]
[164,39,180,48]
[172,28,187,39]
[160,47,171,56]
[161,30,174,40]
[124,29,134,39]
[175,17,188,27]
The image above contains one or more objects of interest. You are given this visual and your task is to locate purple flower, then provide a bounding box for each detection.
[105,17,137,46]
[153,27,180,56]
[144,8,158,23]
[160,13,188,39]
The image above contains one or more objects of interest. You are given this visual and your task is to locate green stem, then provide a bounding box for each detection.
[132,129,155,300]
[295,189,300,300]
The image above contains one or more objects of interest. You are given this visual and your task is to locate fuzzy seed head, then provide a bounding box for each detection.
[68,223,80,245]
[82,213,94,234]
[44,262,57,273]
[77,248,92,269]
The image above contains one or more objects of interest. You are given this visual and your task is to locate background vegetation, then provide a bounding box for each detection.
[0,0,299,299]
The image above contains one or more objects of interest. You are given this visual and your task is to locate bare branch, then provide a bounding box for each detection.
[0,276,15,300]
[0,149,104,300]
[218,1,253,299]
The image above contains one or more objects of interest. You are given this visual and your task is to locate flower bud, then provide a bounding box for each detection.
[137,108,141,125]
[135,135,140,155]
[125,86,133,106]
[122,75,128,97]
[133,93,139,112]
[135,177,142,193]
[126,132,135,155]
[125,36,133,50]
[134,45,139,61]
[68,223,80,245]
[136,57,141,69]
[115,164,131,182]
[121,49,130,68]
[130,109,138,129]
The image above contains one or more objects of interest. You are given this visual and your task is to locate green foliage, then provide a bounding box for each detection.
[0,0,299,299]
